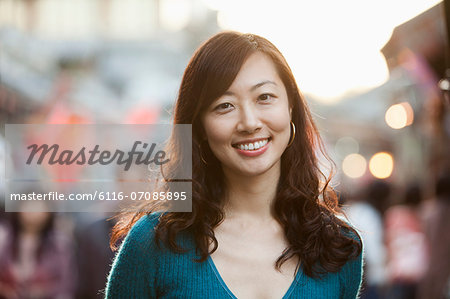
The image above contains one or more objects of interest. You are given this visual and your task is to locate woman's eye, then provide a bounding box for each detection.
[214,102,233,111]
[258,94,274,102]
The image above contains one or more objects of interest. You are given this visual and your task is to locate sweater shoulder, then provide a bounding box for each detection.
[105,212,163,298]
[132,212,162,234]
[124,212,162,249]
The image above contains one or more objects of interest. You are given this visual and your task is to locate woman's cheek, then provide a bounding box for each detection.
[266,109,291,132]
[204,119,234,153]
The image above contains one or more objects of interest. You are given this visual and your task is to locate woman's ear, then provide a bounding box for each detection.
[289,107,293,118]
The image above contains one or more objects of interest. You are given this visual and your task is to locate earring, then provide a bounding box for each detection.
[200,153,207,165]
[287,121,296,147]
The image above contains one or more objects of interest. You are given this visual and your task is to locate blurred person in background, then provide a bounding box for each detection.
[75,164,144,298]
[384,183,429,299]
[75,216,115,299]
[345,180,391,299]
[418,170,450,299]
[0,201,76,299]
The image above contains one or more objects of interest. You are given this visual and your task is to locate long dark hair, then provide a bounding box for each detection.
[111,31,361,278]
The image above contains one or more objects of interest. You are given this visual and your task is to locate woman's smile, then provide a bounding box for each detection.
[232,137,271,157]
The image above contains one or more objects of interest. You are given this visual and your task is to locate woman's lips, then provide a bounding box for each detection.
[233,138,271,157]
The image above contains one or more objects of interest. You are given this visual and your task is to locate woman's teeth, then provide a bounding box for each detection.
[235,139,269,151]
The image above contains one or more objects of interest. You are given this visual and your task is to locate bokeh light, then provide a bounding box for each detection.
[342,153,367,179]
[385,102,414,129]
[369,152,394,179]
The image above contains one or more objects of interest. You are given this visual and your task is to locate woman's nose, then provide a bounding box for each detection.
[236,105,262,134]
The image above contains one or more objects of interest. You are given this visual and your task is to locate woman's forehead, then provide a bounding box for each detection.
[223,52,284,95]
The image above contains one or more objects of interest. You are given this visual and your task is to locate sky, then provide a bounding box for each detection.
[201,0,443,103]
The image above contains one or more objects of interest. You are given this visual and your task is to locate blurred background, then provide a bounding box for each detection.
[0,0,449,298]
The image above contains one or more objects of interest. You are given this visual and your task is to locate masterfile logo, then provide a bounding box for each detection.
[4,124,192,213]
[26,141,170,171]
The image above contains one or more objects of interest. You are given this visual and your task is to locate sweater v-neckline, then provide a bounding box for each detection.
[207,255,302,299]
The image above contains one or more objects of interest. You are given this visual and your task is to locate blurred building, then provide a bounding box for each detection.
[0,0,220,126]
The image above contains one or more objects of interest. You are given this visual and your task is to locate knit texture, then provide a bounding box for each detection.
[105,213,363,299]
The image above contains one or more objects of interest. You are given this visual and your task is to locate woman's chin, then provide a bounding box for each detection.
[224,160,280,178]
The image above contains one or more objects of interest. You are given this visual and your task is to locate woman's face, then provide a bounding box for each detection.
[202,52,292,177]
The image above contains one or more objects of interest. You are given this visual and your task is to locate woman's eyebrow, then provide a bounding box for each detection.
[250,80,277,91]
[223,80,277,96]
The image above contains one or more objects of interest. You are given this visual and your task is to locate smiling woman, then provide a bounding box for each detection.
[105,31,363,299]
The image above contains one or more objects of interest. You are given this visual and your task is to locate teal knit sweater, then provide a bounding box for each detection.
[105,213,363,298]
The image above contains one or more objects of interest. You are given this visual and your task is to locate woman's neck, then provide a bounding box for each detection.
[222,162,280,222]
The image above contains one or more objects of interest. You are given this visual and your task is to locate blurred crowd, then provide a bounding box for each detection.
[0,204,116,299]
[343,170,450,299]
